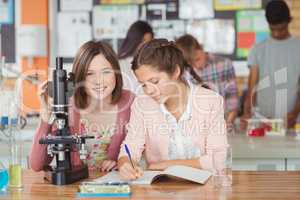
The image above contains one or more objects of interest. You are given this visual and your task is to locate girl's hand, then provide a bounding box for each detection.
[118,158,143,181]
[100,160,117,172]
[38,81,52,123]
[285,111,298,129]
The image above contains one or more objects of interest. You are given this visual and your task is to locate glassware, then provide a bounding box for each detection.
[212,146,232,188]
[8,103,23,189]
[0,162,8,191]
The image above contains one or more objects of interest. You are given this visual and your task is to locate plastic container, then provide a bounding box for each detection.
[247,119,285,137]
[247,119,265,137]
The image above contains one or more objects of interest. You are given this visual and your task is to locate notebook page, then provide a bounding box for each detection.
[93,171,162,185]
[164,165,212,184]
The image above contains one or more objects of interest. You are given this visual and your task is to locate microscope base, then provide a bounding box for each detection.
[44,164,89,185]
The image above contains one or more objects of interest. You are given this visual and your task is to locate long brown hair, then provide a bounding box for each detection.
[72,40,123,109]
[118,20,153,59]
[131,38,204,85]
[175,34,203,67]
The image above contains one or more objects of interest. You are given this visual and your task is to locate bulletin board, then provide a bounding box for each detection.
[0,0,15,63]
[57,0,273,62]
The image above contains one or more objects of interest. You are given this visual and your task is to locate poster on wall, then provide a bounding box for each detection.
[17,25,47,57]
[236,10,269,58]
[93,5,139,39]
[179,0,214,19]
[0,0,14,24]
[1,24,15,62]
[57,12,92,57]
[100,0,145,4]
[186,19,235,55]
[151,20,184,40]
[214,0,261,11]
[146,0,178,20]
[146,3,167,20]
[60,0,93,11]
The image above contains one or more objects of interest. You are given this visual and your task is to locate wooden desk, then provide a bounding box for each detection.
[1,170,300,200]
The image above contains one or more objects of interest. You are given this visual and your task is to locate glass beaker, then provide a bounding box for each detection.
[212,146,232,188]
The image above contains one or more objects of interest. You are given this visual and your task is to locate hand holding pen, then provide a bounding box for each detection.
[118,144,143,181]
[125,144,135,169]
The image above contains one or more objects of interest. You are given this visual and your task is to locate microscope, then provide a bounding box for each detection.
[39,57,94,185]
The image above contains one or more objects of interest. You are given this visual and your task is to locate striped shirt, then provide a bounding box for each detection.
[194,54,238,114]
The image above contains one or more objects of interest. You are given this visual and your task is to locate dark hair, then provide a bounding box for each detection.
[265,0,292,24]
[131,38,205,86]
[175,34,203,67]
[118,20,153,59]
[72,40,123,109]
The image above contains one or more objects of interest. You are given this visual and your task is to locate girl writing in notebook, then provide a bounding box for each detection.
[30,41,134,172]
[117,39,228,180]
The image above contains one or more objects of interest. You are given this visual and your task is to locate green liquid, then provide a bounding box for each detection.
[9,164,22,188]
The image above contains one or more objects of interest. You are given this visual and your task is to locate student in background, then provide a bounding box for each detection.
[118,20,154,93]
[30,41,134,172]
[241,0,300,130]
[176,34,238,131]
[117,39,228,180]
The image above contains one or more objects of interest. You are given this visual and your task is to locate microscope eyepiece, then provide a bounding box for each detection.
[56,57,63,70]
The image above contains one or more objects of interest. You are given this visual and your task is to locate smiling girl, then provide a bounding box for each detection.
[30,41,134,172]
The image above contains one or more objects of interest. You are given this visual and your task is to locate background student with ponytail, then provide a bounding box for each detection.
[117,39,228,180]
[176,34,238,130]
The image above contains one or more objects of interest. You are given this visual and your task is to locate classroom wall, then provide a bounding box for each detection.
[21,0,49,115]
[15,0,300,115]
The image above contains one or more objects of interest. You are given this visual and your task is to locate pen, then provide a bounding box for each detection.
[82,181,128,186]
[124,144,135,169]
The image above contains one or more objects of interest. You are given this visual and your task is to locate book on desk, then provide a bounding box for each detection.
[94,165,212,185]
[77,165,212,198]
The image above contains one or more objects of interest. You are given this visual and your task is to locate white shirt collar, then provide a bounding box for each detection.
[160,80,194,122]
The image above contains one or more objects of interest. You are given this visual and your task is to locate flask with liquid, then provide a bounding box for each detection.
[0,162,8,191]
[8,102,23,189]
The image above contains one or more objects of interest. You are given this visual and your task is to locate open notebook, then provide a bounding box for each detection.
[94,165,212,185]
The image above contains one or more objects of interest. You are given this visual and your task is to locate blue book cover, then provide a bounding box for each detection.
[76,192,131,198]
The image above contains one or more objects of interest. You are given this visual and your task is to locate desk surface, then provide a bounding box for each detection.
[1,170,300,200]
[230,132,300,159]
